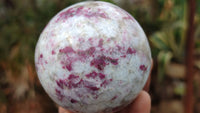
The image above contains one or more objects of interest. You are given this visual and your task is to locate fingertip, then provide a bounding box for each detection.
[58,107,73,113]
[143,75,151,91]
[130,91,151,113]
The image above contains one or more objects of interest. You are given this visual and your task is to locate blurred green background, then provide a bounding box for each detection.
[0,0,200,113]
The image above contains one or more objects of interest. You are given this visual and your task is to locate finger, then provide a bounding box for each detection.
[117,90,151,113]
[143,59,153,91]
[58,107,73,113]
[129,91,151,113]
[143,74,151,91]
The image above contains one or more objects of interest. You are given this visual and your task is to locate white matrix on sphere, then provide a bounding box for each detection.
[35,1,152,113]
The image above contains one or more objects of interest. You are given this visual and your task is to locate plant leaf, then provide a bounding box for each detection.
[150,32,169,50]
[157,51,173,82]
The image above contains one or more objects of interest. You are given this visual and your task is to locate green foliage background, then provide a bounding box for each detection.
[0,0,199,112]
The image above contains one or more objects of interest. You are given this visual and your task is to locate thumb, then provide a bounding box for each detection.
[129,91,151,113]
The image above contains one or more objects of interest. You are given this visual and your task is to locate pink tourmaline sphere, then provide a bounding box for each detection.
[35,1,152,113]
